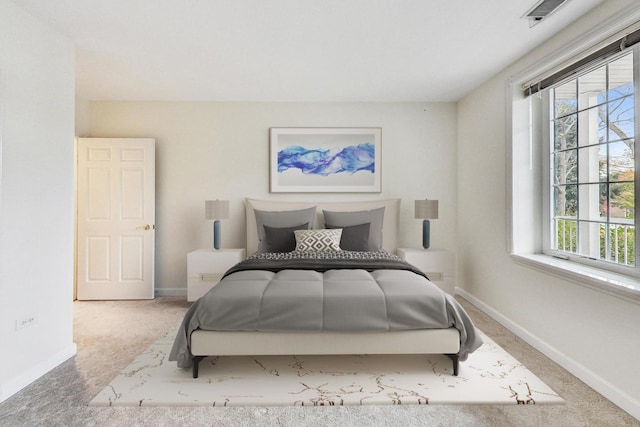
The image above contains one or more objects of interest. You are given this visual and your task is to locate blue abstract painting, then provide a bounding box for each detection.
[270,128,381,193]
[277,143,375,176]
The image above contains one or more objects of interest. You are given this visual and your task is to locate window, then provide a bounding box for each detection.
[544,50,639,274]
[509,21,640,298]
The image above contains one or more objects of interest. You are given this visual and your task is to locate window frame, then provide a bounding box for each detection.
[541,47,640,278]
[506,8,640,302]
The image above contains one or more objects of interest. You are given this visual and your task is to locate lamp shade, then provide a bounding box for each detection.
[205,200,229,220]
[415,199,439,220]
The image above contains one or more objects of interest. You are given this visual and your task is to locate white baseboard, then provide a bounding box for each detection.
[456,287,640,421]
[0,342,77,404]
[155,287,187,298]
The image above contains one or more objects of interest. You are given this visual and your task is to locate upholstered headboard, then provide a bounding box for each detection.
[245,198,401,257]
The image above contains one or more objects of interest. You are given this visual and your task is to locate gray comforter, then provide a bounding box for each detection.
[169,251,482,368]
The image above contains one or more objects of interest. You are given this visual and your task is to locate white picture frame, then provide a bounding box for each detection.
[270,127,382,193]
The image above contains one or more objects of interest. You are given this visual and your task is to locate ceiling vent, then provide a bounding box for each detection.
[523,0,569,27]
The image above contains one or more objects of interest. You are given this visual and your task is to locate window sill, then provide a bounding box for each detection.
[511,253,640,304]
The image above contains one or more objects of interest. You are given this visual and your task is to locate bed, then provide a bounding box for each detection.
[169,198,482,378]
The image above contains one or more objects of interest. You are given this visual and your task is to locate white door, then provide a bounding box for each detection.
[76,138,155,300]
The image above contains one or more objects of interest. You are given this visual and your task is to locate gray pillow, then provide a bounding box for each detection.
[325,222,370,252]
[263,222,309,253]
[323,207,385,251]
[255,207,316,253]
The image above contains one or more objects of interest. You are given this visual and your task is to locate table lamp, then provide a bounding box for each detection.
[415,199,439,250]
[205,200,229,250]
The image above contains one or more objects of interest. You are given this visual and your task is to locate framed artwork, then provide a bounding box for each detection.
[270,127,382,193]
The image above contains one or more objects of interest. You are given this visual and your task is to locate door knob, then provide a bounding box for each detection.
[136,224,151,231]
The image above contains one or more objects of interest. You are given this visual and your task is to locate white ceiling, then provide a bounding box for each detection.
[14,0,605,102]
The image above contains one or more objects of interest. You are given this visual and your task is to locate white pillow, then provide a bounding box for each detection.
[294,229,343,252]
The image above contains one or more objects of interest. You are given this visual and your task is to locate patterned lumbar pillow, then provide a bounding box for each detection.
[294,229,343,252]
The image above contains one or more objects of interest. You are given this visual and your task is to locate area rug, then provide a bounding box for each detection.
[90,326,564,407]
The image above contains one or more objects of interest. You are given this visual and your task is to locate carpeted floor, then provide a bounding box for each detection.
[0,296,637,426]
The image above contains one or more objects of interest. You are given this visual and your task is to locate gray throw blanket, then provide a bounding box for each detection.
[222,250,430,280]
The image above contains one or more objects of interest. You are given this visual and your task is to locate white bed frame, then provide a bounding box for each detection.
[189,199,461,378]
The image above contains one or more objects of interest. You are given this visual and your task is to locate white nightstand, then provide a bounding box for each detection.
[397,248,455,295]
[187,248,246,301]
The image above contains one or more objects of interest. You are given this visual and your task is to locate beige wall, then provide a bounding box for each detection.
[0,1,76,402]
[457,0,640,418]
[87,101,458,294]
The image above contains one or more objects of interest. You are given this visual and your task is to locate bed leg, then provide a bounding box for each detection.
[192,356,205,378]
[446,354,459,376]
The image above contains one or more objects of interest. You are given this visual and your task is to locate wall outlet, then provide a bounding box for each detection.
[15,313,37,331]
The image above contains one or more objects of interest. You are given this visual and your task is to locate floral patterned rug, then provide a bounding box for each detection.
[90,326,563,407]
